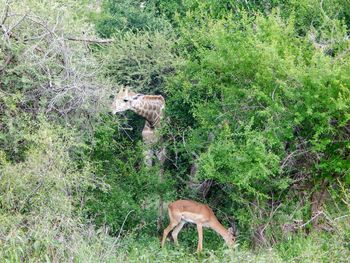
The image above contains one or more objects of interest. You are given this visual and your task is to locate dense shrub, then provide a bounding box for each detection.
[165,5,350,244]
[0,122,117,262]
[0,0,111,126]
[101,30,178,94]
[1,0,350,261]
[94,0,171,37]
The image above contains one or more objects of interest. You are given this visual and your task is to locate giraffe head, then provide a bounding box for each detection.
[111,88,139,114]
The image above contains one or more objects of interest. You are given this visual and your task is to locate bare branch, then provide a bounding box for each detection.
[7,12,27,34]
[297,211,324,228]
[280,149,310,169]
[0,54,13,73]
[0,0,10,25]
[65,36,114,44]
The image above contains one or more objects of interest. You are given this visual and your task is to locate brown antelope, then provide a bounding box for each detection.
[161,200,236,252]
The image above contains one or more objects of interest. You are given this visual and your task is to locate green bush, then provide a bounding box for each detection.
[100,30,178,94]
[1,0,350,261]
[0,121,117,262]
[94,0,171,37]
[165,6,350,243]
[82,114,167,235]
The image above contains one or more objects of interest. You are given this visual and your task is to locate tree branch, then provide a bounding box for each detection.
[0,54,13,73]
[0,1,10,25]
[65,37,114,44]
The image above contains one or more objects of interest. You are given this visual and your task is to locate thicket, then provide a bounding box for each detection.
[1,0,350,262]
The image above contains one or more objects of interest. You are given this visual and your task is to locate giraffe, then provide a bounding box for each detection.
[110,87,166,230]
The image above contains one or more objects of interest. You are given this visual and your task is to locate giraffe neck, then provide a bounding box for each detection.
[131,95,165,127]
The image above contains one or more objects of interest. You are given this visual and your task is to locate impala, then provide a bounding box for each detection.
[161,199,236,252]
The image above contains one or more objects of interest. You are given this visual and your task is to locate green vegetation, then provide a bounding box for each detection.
[1,0,349,262]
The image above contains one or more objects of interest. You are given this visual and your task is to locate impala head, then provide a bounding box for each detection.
[110,88,139,114]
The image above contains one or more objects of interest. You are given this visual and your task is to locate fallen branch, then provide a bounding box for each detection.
[66,37,114,44]
[297,211,323,228]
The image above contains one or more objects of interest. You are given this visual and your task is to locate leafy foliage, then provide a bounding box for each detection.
[94,0,170,37]
[101,30,178,94]
[1,0,350,261]
[164,2,350,245]
[0,121,117,261]
[83,114,173,235]
[0,0,111,126]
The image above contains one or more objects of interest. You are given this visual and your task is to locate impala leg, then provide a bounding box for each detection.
[171,220,185,246]
[162,209,182,248]
[196,224,203,252]
[161,222,178,248]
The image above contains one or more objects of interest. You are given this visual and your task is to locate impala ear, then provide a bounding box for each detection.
[228,227,234,235]
[228,216,237,234]
[228,225,237,236]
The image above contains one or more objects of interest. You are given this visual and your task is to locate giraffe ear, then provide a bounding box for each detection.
[131,94,140,100]
[123,92,133,102]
